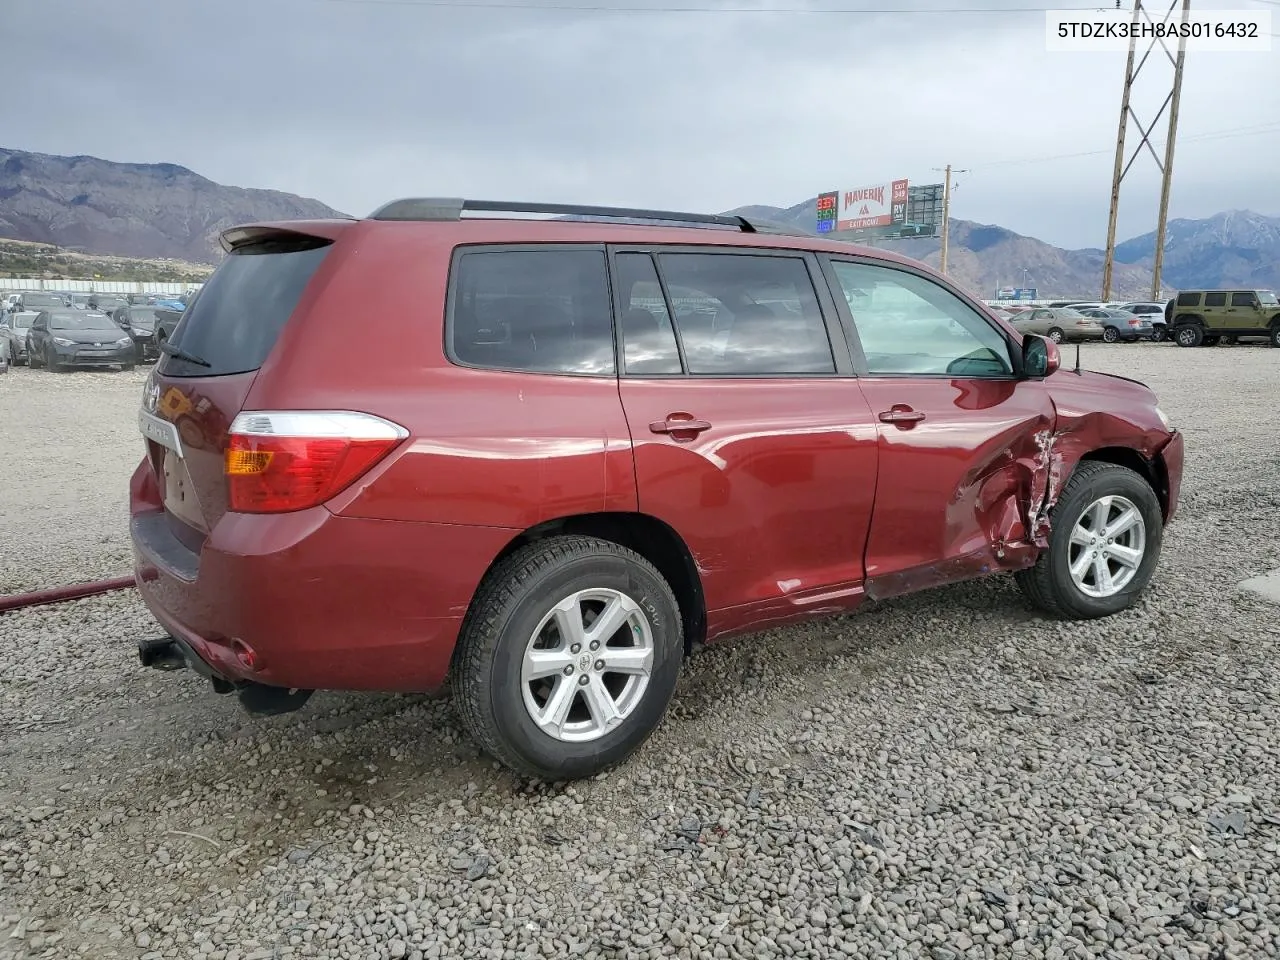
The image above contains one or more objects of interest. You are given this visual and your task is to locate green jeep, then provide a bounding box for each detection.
[1166,289,1280,347]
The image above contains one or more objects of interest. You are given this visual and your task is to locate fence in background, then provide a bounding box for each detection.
[0,278,202,295]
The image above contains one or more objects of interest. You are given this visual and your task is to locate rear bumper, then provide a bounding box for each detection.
[129,461,516,693]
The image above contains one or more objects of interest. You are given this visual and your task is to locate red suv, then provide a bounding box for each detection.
[131,199,1184,780]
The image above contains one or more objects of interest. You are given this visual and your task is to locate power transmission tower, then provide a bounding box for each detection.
[1101,0,1191,302]
[933,164,969,276]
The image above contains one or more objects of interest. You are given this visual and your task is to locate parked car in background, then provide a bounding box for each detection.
[26,309,136,371]
[1075,308,1152,343]
[1166,289,1280,347]
[10,292,67,313]
[0,309,39,364]
[1116,302,1169,341]
[129,198,1183,781]
[113,304,160,360]
[90,294,129,315]
[1008,306,1106,343]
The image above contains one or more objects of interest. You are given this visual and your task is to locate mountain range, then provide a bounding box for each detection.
[1,147,1277,298]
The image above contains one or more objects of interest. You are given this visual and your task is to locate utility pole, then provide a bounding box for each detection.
[1100,0,1191,302]
[933,164,968,276]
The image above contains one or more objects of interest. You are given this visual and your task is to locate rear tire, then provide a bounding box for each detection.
[1016,461,1163,620]
[453,536,683,781]
[1270,324,1280,348]
[1174,325,1202,348]
[1102,326,1120,344]
[1151,326,1166,342]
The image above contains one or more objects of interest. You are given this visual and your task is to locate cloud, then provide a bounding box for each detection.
[6,0,1278,248]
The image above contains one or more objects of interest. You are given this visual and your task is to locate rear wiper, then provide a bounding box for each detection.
[159,339,211,368]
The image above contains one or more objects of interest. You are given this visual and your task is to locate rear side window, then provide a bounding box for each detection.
[1203,292,1227,307]
[449,249,614,376]
[159,237,331,377]
[1175,292,1201,307]
[656,253,835,375]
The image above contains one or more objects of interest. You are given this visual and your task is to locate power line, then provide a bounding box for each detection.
[971,121,1280,170]
[275,0,1108,12]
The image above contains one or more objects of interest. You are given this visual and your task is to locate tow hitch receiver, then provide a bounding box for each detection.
[138,636,187,671]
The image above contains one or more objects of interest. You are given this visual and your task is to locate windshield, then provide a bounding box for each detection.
[49,312,118,331]
[1259,290,1278,306]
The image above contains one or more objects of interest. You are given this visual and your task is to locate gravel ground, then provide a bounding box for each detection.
[2,344,1279,960]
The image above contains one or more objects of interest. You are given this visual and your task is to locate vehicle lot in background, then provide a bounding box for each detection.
[1,343,1276,958]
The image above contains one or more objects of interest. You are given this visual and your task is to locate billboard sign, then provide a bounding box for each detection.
[818,181,942,241]
[995,287,1038,301]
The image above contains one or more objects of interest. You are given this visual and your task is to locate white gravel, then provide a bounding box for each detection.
[2,344,1279,960]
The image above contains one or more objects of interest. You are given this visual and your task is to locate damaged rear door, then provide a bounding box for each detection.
[820,256,1056,601]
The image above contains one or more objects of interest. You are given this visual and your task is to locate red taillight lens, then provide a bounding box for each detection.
[225,411,406,513]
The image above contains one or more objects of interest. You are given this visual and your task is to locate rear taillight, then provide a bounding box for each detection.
[225,411,407,513]
[1128,319,1141,326]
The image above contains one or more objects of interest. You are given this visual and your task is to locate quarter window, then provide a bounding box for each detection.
[450,249,614,375]
[613,253,681,375]
[655,253,835,375]
[1175,292,1201,307]
[829,260,1013,377]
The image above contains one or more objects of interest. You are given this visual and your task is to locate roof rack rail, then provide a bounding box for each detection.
[366,197,813,235]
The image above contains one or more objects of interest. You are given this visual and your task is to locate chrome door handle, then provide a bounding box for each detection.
[878,407,926,424]
[650,416,712,436]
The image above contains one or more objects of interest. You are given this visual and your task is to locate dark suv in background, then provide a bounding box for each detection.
[131,200,1184,780]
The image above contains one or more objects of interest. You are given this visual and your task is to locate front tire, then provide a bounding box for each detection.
[453,536,683,780]
[1016,461,1163,620]
[1269,324,1280,348]
[45,347,61,371]
[1047,327,1064,344]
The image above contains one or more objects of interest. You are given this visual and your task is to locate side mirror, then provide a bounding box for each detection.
[1022,334,1059,378]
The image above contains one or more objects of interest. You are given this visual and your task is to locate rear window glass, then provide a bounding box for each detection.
[448,249,614,376]
[159,237,330,377]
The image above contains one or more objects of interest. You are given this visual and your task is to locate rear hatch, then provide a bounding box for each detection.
[139,228,336,548]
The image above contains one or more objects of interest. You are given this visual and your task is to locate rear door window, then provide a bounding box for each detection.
[449,248,614,376]
[1203,292,1227,307]
[158,236,331,377]
[655,253,835,375]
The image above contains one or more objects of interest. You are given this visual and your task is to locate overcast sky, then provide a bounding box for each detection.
[5,0,1278,248]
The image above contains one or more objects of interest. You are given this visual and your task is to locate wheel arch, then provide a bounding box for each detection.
[482,511,706,655]
[1074,446,1169,520]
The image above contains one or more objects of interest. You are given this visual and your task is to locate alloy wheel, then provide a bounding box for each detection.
[1068,495,1146,598]
[520,588,655,743]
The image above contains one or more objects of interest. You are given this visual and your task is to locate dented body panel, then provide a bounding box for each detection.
[855,377,1057,600]
[852,368,1182,603]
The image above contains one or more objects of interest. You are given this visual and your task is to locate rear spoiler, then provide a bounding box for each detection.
[219,219,355,253]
